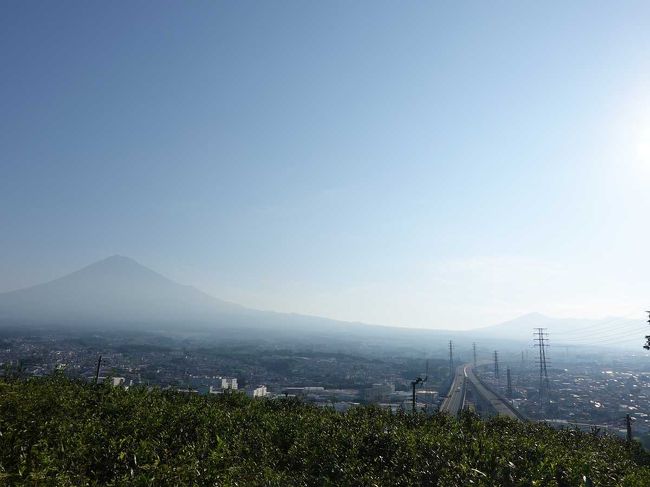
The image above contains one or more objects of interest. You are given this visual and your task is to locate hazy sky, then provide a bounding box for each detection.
[2,2,649,329]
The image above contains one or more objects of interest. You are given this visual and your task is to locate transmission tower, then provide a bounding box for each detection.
[506,367,512,399]
[493,350,500,384]
[448,340,454,375]
[473,342,477,367]
[534,328,550,412]
[644,311,650,350]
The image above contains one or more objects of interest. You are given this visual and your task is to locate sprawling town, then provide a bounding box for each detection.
[2,328,649,448]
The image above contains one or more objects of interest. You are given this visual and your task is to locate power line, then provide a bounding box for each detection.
[550,312,640,336]
[550,318,648,346]
[555,323,648,340]
[576,335,649,346]
[555,326,649,343]
[555,329,648,345]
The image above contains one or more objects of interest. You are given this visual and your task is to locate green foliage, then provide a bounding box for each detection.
[0,376,648,486]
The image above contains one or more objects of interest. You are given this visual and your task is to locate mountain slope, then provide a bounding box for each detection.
[0,256,643,350]
[0,256,448,344]
[0,255,245,324]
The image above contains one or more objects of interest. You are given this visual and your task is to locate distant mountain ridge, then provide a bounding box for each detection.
[0,256,643,350]
[0,256,429,345]
[0,255,244,324]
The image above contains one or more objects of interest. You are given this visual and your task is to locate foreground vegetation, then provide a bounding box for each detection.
[0,376,648,486]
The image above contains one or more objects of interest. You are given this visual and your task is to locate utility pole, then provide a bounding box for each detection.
[411,362,428,414]
[506,367,512,399]
[626,414,633,443]
[411,379,419,413]
[493,351,500,384]
[94,354,102,384]
[534,328,550,412]
[448,340,454,376]
[473,342,477,368]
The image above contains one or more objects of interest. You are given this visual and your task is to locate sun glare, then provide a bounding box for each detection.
[613,94,650,179]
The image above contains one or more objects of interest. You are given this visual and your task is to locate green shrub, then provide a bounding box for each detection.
[0,376,647,486]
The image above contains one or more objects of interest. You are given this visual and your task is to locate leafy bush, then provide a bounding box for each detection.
[0,375,648,486]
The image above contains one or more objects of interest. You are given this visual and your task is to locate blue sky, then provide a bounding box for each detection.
[1,1,649,329]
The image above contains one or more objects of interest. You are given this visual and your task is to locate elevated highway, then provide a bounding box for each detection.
[439,364,467,416]
[440,363,525,421]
